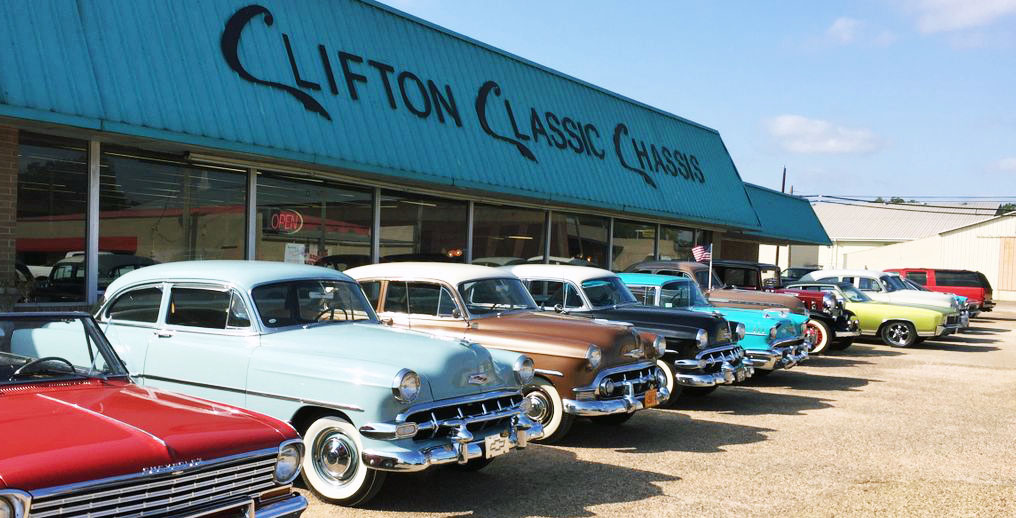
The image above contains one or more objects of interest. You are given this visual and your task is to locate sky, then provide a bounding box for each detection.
[376,0,1016,198]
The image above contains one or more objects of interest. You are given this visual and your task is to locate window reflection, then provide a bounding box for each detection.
[257,172,372,270]
[380,192,466,262]
[549,212,608,267]
[611,220,655,272]
[472,204,545,266]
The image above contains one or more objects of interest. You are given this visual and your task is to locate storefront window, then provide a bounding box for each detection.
[256,172,372,269]
[99,148,247,275]
[548,212,609,267]
[472,205,546,266]
[660,225,695,261]
[611,220,656,272]
[380,191,466,262]
[16,133,89,303]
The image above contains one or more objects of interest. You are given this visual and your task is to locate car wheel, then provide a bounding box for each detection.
[831,338,855,351]
[523,377,574,443]
[681,386,719,397]
[805,319,832,355]
[880,321,917,348]
[655,359,681,408]
[302,416,386,507]
[589,413,633,425]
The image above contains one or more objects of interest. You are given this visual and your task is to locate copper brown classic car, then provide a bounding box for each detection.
[345,263,669,443]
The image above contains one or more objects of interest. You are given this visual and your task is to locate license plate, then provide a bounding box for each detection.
[644,388,658,408]
[484,434,511,459]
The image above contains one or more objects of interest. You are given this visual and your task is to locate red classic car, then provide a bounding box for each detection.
[0,312,306,518]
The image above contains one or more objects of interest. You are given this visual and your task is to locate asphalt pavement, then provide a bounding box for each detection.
[300,302,1016,517]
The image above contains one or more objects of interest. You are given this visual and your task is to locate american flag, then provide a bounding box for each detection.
[692,244,712,263]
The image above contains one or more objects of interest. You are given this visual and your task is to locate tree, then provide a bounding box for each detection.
[996,203,1016,216]
[889,197,905,204]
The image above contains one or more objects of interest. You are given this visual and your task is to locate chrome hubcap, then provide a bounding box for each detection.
[888,324,910,345]
[314,430,357,483]
[525,391,551,424]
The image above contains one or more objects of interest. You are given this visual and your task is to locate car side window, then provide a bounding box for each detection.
[166,288,230,329]
[816,277,837,283]
[383,282,408,313]
[628,286,654,305]
[528,280,565,308]
[359,280,382,309]
[226,292,251,328]
[906,271,928,285]
[107,286,163,323]
[858,278,880,291]
[407,282,458,317]
[657,270,681,276]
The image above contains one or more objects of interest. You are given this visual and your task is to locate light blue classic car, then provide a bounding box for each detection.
[97,261,542,507]
[619,274,812,375]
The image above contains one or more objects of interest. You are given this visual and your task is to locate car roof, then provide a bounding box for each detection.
[105,260,352,295]
[345,262,519,285]
[501,264,619,283]
[628,260,706,271]
[803,269,890,278]
[617,273,686,286]
[711,259,778,269]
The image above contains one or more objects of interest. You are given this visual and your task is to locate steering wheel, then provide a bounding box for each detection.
[10,356,77,379]
[315,306,351,321]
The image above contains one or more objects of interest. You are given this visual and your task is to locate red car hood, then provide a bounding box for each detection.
[0,380,292,491]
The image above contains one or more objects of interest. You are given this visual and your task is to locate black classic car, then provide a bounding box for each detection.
[502,264,753,400]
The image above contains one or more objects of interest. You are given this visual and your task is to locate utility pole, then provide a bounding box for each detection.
[775,167,786,268]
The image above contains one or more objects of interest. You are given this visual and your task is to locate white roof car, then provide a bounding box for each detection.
[345,262,517,286]
[800,269,960,313]
[500,264,618,284]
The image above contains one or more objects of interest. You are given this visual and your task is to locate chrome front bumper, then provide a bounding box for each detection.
[745,342,810,371]
[674,360,753,387]
[836,317,861,338]
[563,385,670,416]
[361,414,542,473]
[258,493,309,518]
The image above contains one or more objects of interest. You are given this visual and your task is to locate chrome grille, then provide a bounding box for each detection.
[601,365,657,398]
[698,346,746,373]
[29,454,276,518]
[947,315,959,326]
[404,392,523,441]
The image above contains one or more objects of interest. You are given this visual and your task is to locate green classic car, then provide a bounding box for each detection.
[786,281,953,347]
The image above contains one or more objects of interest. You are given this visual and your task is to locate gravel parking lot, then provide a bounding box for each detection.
[300,303,1016,518]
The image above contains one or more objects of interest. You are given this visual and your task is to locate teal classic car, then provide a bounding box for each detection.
[619,274,812,376]
[96,261,542,507]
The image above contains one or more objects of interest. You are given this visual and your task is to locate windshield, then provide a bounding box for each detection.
[458,278,538,316]
[838,284,872,302]
[0,316,126,385]
[582,277,637,307]
[694,270,725,289]
[252,280,377,328]
[881,275,907,292]
[659,280,710,308]
[903,278,929,291]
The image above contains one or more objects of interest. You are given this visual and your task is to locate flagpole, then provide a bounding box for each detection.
[707,243,714,291]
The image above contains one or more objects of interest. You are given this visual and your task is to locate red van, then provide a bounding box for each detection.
[887,268,994,312]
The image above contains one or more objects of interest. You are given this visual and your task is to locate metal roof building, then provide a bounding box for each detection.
[0,0,827,308]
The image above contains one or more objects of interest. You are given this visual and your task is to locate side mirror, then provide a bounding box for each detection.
[381,317,394,326]
[553,304,566,313]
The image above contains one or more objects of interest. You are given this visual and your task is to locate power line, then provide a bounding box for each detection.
[811,199,1006,216]
[808,195,1007,211]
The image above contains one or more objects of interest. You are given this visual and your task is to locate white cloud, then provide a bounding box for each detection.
[827,17,861,43]
[996,157,1016,171]
[766,115,883,154]
[824,17,897,46]
[905,0,1016,33]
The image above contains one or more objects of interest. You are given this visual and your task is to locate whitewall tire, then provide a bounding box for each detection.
[523,377,574,443]
[302,416,386,507]
[806,319,832,355]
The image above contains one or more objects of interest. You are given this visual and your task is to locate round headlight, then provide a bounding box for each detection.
[652,335,666,357]
[822,293,834,310]
[695,329,708,349]
[392,368,421,403]
[586,345,602,369]
[514,356,535,384]
[735,323,746,342]
[769,325,779,340]
[273,441,303,484]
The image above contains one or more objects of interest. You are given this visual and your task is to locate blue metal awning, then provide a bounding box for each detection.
[741,183,832,245]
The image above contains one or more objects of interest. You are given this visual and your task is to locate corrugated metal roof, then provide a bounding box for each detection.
[741,184,831,245]
[811,201,997,241]
[0,0,763,232]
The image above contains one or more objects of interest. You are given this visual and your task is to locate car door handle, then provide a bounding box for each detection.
[154,329,174,338]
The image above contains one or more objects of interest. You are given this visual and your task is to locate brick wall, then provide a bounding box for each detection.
[0,126,17,299]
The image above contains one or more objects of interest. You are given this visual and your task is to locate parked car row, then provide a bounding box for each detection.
[2,258,989,515]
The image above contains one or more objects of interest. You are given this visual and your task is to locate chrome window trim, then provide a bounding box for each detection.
[519,276,591,310]
[137,374,364,413]
[97,282,166,325]
[29,447,282,499]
